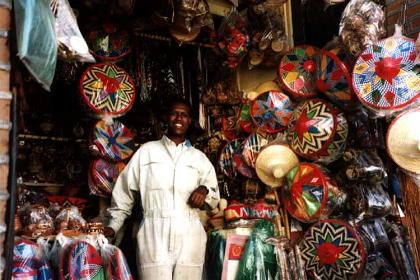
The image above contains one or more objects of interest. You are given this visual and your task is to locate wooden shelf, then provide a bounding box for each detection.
[18,181,65,188]
[18,134,86,143]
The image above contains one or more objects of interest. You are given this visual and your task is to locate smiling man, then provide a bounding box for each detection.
[105,98,220,280]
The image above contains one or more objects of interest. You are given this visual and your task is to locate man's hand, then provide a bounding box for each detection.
[103,227,115,239]
[188,186,209,209]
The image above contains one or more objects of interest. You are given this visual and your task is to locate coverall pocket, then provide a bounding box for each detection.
[137,218,170,266]
[177,219,207,266]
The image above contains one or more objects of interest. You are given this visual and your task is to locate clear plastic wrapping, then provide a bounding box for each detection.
[18,204,54,238]
[339,0,385,58]
[52,0,95,62]
[54,206,87,235]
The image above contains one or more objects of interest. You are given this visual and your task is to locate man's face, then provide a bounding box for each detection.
[167,103,192,137]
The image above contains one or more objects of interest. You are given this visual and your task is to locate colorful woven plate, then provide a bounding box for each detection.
[352,36,420,112]
[233,140,255,178]
[80,63,135,117]
[87,22,132,62]
[278,46,320,99]
[242,132,276,168]
[250,90,293,133]
[300,219,366,279]
[287,99,347,163]
[92,119,135,161]
[282,163,340,223]
[89,159,126,197]
[238,99,254,133]
[315,48,357,110]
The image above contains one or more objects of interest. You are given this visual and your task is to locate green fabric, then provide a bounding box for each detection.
[14,0,57,91]
[206,230,227,280]
[236,220,278,280]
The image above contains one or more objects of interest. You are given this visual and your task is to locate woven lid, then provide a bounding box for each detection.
[278,45,320,99]
[89,159,126,197]
[255,144,298,188]
[250,90,293,133]
[352,36,420,113]
[92,119,135,161]
[287,99,347,163]
[255,80,281,94]
[80,63,135,117]
[387,109,420,174]
[300,219,366,279]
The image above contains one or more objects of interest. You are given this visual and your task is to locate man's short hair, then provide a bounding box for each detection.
[167,97,192,116]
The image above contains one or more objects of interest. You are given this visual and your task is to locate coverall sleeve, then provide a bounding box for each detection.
[199,155,220,209]
[107,149,141,234]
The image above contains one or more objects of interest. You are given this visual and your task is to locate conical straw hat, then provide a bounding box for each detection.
[387,109,420,174]
[255,144,299,188]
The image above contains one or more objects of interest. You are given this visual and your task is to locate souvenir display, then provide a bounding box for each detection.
[237,98,254,133]
[80,63,135,118]
[352,34,419,116]
[282,163,345,223]
[339,0,386,58]
[86,21,131,62]
[300,219,366,279]
[287,99,348,163]
[255,144,299,188]
[61,241,105,280]
[250,90,293,133]
[233,140,255,178]
[278,46,319,99]
[315,47,357,110]
[241,132,276,168]
[219,139,244,179]
[346,183,392,218]
[13,238,53,279]
[386,109,420,175]
[342,149,387,184]
[89,159,126,197]
[92,119,135,162]
[217,11,250,69]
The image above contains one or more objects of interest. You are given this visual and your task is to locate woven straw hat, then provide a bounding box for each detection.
[255,80,281,94]
[387,109,420,174]
[255,144,299,188]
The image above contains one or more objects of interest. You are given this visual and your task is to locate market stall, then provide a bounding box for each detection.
[1,0,419,279]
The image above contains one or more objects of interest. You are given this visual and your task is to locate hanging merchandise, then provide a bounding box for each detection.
[86,21,131,63]
[234,140,256,178]
[14,0,57,91]
[91,119,135,162]
[241,132,277,168]
[169,12,202,43]
[282,163,345,223]
[88,159,126,197]
[346,183,392,218]
[217,11,250,69]
[235,220,277,280]
[219,139,243,179]
[98,235,134,280]
[54,206,87,234]
[278,46,319,99]
[386,108,420,177]
[59,240,105,280]
[339,0,386,58]
[342,148,387,184]
[80,63,136,118]
[315,45,357,111]
[287,99,348,163]
[250,90,293,134]
[12,238,53,280]
[352,25,420,117]
[237,98,254,133]
[300,219,366,279]
[255,143,299,188]
[51,0,95,62]
[18,204,55,238]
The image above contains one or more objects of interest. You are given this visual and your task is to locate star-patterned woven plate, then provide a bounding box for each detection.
[219,139,243,179]
[80,63,135,117]
[287,99,347,163]
[241,132,276,168]
[92,119,135,161]
[250,90,293,133]
[352,36,420,113]
[278,46,320,99]
[300,219,366,280]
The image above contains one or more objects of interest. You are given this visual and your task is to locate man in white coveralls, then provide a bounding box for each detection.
[105,98,220,280]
